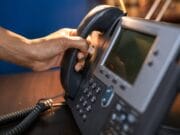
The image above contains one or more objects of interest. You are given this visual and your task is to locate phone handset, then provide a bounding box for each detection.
[61,5,124,99]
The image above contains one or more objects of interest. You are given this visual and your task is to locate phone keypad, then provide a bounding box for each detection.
[75,77,103,121]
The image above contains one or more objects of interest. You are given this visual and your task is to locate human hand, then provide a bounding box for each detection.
[74,31,104,72]
[0,27,103,72]
[0,28,88,71]
[28,28,88,71]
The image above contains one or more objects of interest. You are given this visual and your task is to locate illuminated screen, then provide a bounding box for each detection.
[104,28,155,84]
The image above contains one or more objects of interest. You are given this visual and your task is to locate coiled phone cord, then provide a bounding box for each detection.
[0,107,34,126]
[2,101,50,135]
[0,93,65,135]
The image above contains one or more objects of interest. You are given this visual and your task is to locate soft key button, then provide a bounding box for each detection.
[101,86,114,108]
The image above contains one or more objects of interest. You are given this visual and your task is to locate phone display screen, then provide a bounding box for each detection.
[104,28,156,84]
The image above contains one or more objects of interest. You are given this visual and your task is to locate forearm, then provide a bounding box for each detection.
[0,27,33,66]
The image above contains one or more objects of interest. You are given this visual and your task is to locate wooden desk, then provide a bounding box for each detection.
[0,70,81,135]
[0,70,179,135]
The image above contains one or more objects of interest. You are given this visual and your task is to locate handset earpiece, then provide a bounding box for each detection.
[61,5,124,99]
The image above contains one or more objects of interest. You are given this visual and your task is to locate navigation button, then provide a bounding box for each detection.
[101,86,114,108]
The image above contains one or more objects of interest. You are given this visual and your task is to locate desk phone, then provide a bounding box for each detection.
[61,5,180,135]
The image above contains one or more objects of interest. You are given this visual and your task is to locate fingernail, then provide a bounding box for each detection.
[75,65,80,72]
[78,53,84,59]
[88,46,95,55]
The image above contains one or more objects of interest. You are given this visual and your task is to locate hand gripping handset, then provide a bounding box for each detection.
[61,5,124,99]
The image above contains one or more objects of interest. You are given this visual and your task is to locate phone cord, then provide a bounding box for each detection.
[0,107,34,126]
[0,99,52,135]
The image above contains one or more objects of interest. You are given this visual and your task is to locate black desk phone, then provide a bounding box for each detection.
[61,5,180,135]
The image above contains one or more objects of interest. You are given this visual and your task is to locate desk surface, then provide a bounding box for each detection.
[0,70,179,135]
[0,70,81,135]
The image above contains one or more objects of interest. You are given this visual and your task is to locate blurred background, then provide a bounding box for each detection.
[0,0,179,75]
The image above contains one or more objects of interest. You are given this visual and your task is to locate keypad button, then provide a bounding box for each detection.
[79,96,84,103]
[86,105,92,112]
[90,96,96,103]
[76,104,80,110]
[116,104,122,111]
[82,101,88,107]
[111,113,117,121]
[89,78,94,85]
[118,113,126,123]
[105,74,110,79]
[82,114,87,121]
[83,88,88,94]
[112,79,117,84]
[79,109,83,115]
[91,82,97,89]
[127,114,136,124]
[95,87,101,94]
[123,124,129,132]
[87,91,93,98]
[120,85,126,91]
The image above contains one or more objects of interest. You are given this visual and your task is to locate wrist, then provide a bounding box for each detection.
[28,38,47,59]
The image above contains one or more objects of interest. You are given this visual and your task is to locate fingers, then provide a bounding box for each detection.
[68,31,103,72]
[87,31,103,46]
[46,28,88,53]
[63,36,89,52]
[58,28,89,52]
[47,28,77,39]
[77,52,88,60]
[75,60,85,72]
[74,52,87,72]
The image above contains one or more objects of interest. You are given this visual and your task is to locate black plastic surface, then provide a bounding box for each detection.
[61,5,124,99]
